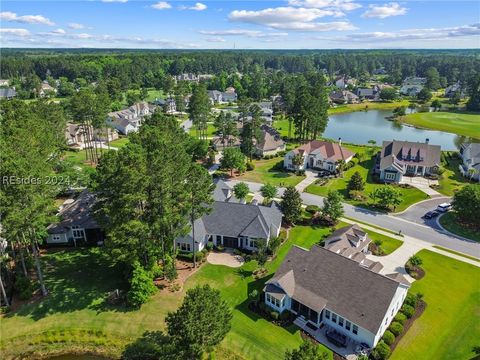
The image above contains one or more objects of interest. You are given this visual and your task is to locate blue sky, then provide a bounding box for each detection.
[1,1,479,48]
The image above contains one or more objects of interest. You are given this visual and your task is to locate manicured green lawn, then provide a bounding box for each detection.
[366,229,403,255]
[189,122,217,138]
[109,137,130,148]
[437,152,470,196]
[236,157,305,187]
[399,111,480,139]
[390,250,480,360]
[439,212,480,242]
[305,145,429,212]
[328,100,410,115]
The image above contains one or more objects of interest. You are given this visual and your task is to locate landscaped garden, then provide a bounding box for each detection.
[304,145,429,212]
[366,228,403,255]
[390,250,480,360]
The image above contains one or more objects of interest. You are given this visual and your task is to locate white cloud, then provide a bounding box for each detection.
[0,11,55,26]
[199,29,288,38]
[179,2,207,11]
[68,23,85,29]
[288,0,361,11]
[229,7,355,31]
[362,3,408,19]
[0,28,31,37]
[51,28,66,35]
[205,37,226,43]
[152,2,172,10]
[101,0,128,3]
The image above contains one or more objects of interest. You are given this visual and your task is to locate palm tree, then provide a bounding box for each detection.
[336,159,346,177]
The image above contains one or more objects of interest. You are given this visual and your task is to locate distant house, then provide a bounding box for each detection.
[208,88,238,104]
[208,90,223,103]
[444,82,465,98]
[0,79,10,86]
[107,102,155,135]
[400,77,426,96]
[47,190,103,245]
[0,88,16,99]
[155,97,177,113]
[174,73,213,82]
[39,82,57,97]
[212,135,241,151]
[459,143,480,182]
[356,86,380,101]
[223,87,238,103]
[263,245,410,349]
[335,76,355,89]
[176,180,282,252]
[65,123,118,148]
[255,125,285,157]
[329,90,359,104]
[284,140,356,172]
[376,140,441,183]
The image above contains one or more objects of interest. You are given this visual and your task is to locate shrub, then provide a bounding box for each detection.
[371,341,391,360]
[404,293,418,307]
[279,310,291,321]
[267,236,281,255]
[216,245,225,252]
[195,251,204,262]
[127,261,157,308]
[382,330,395,346]
[206,242,214,251]
[0,306,11,314]
[249,289,258,300]
[296,169,306,176]
[389,321,404,336]
[14,275,33,300]
[305,205,321,214]
[258,301,268,313]
[394,312,407,325]
[270,311,279,320]
[164,255,177,281]
[151,263,164,279]
[401,304,415,319]
[246,162,255,171]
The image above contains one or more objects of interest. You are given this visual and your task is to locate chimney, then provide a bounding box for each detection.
[425,138,429,144]
[338,137,342,146]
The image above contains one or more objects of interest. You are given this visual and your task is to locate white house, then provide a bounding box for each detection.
[264,245,410,349]
[459,143,480,182]
[39,81,57,97]
[107,102,155,135]
[284,140,356,172]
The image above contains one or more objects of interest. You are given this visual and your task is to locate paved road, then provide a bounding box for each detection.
[394,197,451,228]
[224,179,480,258]
[180,119,192,132]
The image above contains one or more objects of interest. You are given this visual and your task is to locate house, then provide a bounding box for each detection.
[208,90,223,103]
[0,88,16,99]
[335,76,355,89]
[284,140,356,172]
[46,190,103,245]
[0,79,10,86]
[39,81,57,97]
[459,143,480,182]
[400,77,426,96]
[263,245,410,349]
[107,102,155,135]
[329,90,359,104]
[376,140,441,183]
[356,86,380,101]
[65,123,118,148]
[176,181,282,252]
[208,89,238,104]
[255,125,286,157]
[155,97,177,113]
[223,87,238,103]
[444,82,465,98]
[323,224,383,273]
[174,73,213,82]
[212,135,241,151]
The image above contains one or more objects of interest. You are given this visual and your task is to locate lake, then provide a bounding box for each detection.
[324,110,467,150]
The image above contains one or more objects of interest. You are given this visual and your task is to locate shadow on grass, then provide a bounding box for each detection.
[10,247,130,321]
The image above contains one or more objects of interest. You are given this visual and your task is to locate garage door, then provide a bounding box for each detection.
[223,236,239,248]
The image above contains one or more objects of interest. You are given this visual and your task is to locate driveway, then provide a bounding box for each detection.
[295,170,318,193]
[399,176,441,196]
[180,119,192,133]
[207,249,244,267]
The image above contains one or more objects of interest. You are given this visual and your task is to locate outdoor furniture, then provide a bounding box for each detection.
[326,329,347,348]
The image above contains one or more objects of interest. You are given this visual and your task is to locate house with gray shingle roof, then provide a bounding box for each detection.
[176,180,282,252]
[0,88,16,99]
[264,245,410,349]
[255,125,285,157]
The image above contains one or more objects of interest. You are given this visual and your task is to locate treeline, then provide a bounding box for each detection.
[2,49,479,88]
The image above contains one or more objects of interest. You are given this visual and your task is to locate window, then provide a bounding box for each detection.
[338,317,344,327]
[385,172,396,181]
[345,321,351,331]
[52,235,61,242]
[325,310,330,319]
[352,325,358,335]
[332,313,337,323]
[178,243,191,251]
[266,293,281,308]
[249,240,257,248]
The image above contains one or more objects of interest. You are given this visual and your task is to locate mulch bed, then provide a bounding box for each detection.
[300,331,343,360]
[154,258,204,294]
[368,242,386,256]
[406,265,425,280]
[389,299,427,353]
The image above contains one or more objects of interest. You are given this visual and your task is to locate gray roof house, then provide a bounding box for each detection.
[255,125,286,157]
[107,102,155,135]
[0,88,16,99]
[376,140,441,183]
[47,190,103,245]
[459,143,480,182]
[176,180,282,252]
[264,245,410,350]
[329,90,359,104]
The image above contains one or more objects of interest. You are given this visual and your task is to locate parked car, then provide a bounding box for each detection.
[423,210,440,219]
[436,203,452,213]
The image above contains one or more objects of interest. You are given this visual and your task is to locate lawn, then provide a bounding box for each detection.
[0,224,335,360]
[399,111,480,139]
[390,250,480,360]
[236,156,305,187]
[437,151,470,196]
[328,100,410,115]
[305,145,429,212]
[109,137,130,148]
[366,229,403,255]
[439,211,480,242]
[189,122,217,138]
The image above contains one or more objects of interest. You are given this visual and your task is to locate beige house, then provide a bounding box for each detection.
[255,125,286,157]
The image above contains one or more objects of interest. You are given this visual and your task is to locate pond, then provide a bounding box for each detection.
[324,110,470,150]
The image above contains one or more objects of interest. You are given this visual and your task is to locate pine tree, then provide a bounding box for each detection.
[281,187,302,224]
[347,171,365,192]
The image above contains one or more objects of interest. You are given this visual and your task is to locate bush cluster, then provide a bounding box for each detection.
[246,162,255,171]
[389,321,404,336]
[371,341,391,360]
[382,330,395,346]
[14,275,33,300]
[401,304,415,319]
[394,312,407,325]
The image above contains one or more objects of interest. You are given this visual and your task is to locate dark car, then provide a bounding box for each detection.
[423,210,439,219]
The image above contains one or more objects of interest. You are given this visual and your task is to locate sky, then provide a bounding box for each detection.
[0,0,479,49]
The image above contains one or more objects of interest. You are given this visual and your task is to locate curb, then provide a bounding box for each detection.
[435,213,478,243]
[392,196,451,216]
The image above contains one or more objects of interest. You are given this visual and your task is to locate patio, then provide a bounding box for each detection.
[206,248,245,268]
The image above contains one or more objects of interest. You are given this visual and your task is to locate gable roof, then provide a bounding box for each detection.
[267,245,408,334]
[0,88,16,98]
[256,125,285,152]
[291,140,355,162]
[212,178,239,203]
[324,224,372,254]
[380,140,441,171]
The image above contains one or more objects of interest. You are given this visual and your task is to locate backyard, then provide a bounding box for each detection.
[437,151,470,196]
[399,111,480,139]
[390,250,480,360]
[304,145,429,212]
[109,137,130,148]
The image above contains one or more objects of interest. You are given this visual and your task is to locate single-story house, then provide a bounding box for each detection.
[335,76,355,89]
[459,143,480,182]
[39,82,57,97]
[176,181,282,252]
[284,140,356,172]
[212,135,241,151]
[376,140,441,183]
[264,245,410,349]
[255,125,286,157]
[47,190,103,246]
[208,88,238,104]
[0,88,16,99]
[356,87,380,101]
[400,77,426,96]
[329,90,359,104]
[107,102,155,135]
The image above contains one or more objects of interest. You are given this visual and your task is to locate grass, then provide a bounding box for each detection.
[0,224,335,360]
[366,229,403,255]
[432,245,480,263]
[328,100,410,115]
[439,212,480,242]
[437,152,470,196]
[189,122,217,138]
[390,250,480,360]
[399,111,480,139]
[236,156,305,187]
[342,216,404,237]
[305,145,429,213]
[109,137,130,148]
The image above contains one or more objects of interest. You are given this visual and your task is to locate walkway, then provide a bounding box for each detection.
[294,170,318,193]
[399,176,441,196]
